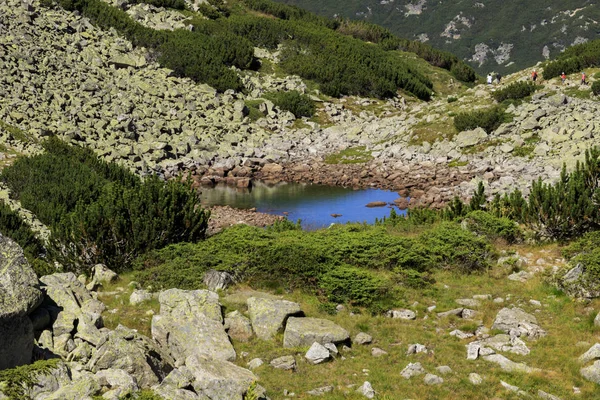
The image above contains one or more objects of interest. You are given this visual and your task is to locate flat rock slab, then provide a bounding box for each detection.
[386,309,416,320]
[158,289,222,322]
[283,317,350,348]
[482,354,540,373]
[185,354,262,400]
[491,307,546,340]
[153,289,235,362]
[247,297,302,341]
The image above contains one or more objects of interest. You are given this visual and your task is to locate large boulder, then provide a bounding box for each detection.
[283,317,350,348]
[88,325,174,388]
[0,234,43,369]
[0,234,43,318]
[455,127,488,148]
[581,360,600,384]
[40,272,106,337]
[152,289,236,363]
[185,354,264,400]
[224,311,253,342]
[491,307,546,339]
[247,297,302,341]
[203,270,235,292]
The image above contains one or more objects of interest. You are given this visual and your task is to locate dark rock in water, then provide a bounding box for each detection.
[394,198,409,210]
[366,201,387,208]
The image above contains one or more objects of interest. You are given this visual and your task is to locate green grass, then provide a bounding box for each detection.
[97,238,600,399]
[0,120,36,143]
[324,146,373,164]
[245,99,265,122]
[448,160,468,168]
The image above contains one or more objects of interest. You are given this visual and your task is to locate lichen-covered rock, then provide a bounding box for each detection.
[386,309,416,320]
[158,289,222,322]
[455,127,488,147]
[270,355,296,371]
[26,360,72,399]
[92,264,118,284]
[579,343,600,364]
[39,272,106,341]
[0,234,43,369]
[354,332,373,345]
[247,297,302,341]
[305,342,331,365]
[0,234,43,318]
[481,354,540,373]
[94,368,139,399]
[203,270,235,291]
[581,360,600,384]
[41,371,100,400]
[185,354,264,400]
[283,317,349,348]
[152,289,235,363]
[224,311,253,342]
[400,362,425,379]
[88,325,174,388]
[129,289,152,306]
[491,307,546,339]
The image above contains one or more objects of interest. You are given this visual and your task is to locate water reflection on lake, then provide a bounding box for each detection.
[199,181,406,229]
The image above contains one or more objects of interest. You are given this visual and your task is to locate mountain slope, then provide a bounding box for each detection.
[275,0,600,74]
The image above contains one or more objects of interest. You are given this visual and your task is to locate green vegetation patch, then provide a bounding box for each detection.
[324,146,373,164]
[134,222,492,311]
[453,106,505,134]
[1,138,209,273]
[0,359,60,400]
[264,90,315,118]
[492,81,538,103]
[543,39,600,79]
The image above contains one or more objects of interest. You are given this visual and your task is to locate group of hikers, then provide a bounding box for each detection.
[486,72,502,84]
[531,69,587,85]
[486,69,588,85]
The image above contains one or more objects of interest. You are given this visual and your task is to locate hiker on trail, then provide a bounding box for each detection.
[531,70,538,82]
[487,73,493,84]
[496,73,502,84]
[582,71,587,85]
[561,72,566,84]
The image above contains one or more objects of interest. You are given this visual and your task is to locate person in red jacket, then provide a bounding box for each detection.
[531,70,538,82]
[561,72,566,84]
[582,71,587,85]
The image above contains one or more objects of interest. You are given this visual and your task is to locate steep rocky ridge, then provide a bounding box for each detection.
[276,0,600,74]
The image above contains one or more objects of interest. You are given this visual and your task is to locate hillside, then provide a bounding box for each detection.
[4,0,600,399]
[275,0,600,74]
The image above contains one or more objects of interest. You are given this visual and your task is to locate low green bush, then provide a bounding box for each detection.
[264,90,315,118]
[421,222,493,272]
[134,221,493,309]
[2,139,209,273]
[319,265,388,306]
[0,359,60,399]
[492,81,538,103]
[592,81,600,96]
[453,107,505,133]
[463,210,522,243]
[0,202,52,276]
[131,0,185,9]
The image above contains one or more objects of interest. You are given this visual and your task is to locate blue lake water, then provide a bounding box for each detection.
[199,181,406,229]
